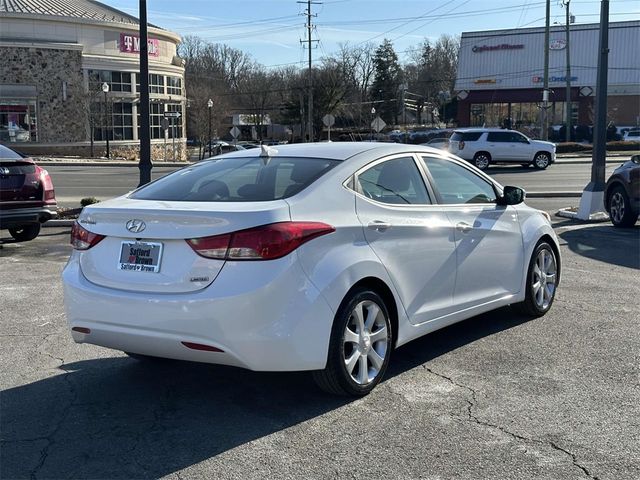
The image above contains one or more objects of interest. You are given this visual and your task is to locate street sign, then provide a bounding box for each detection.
[371,116,386,133]
[230,126,241,139]
[163,111,181,118]
[160,117,169,131]
[322,114,335,127]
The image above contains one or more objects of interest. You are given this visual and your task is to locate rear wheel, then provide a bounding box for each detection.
[473,152,491,170]
[608,185,639,228]
[513,241,558,317]
[533,152,551,169]
[313,289,392,396]
[8,224,41,242]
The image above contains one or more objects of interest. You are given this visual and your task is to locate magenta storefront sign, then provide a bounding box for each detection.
[119,33,160,57]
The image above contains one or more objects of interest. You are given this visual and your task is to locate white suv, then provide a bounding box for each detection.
[448,129,556,170]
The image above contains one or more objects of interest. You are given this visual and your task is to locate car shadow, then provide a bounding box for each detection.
[1,307,533,479]
[559,224,640,269]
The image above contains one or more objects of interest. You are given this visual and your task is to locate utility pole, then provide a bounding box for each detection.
[563,0,573,142]
[138,0,152,186]
[576,0,609,219]
[298,0,320,142]
[542,0,551,140]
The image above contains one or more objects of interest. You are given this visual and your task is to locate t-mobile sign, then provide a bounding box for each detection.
[119,33,159,57]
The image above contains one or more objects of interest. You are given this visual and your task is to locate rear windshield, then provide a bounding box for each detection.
[130,156,340,202]
[450,131,483,142]
[0,163,35,174]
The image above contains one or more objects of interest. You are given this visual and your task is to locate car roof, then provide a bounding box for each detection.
[0,143,29,161]
[453,128,512,133]
[215,141,445,161]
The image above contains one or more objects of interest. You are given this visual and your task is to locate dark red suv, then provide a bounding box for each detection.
[0,144,57,241]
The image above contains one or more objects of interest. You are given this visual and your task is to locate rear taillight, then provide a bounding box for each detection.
[36,166,56,203]
[459,141,465,150]
[71,222,105,250]
[186,221,335,260]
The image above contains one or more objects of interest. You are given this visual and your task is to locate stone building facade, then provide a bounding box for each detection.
[0,0,187,160]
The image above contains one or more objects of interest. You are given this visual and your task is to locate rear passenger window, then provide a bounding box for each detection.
[450,131,483,142]
[357,157,431,205]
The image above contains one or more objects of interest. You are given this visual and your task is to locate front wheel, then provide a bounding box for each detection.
[533,152,551,169]
[513,241,559,317]
[313,289,393,396]
[608,185,639,228]
[8,224,41,242]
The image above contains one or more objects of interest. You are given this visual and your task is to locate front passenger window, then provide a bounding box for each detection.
[421,156,497,204]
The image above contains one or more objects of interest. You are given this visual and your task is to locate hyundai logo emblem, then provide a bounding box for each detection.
[126,219,146,233]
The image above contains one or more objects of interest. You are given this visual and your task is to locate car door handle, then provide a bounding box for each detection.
[368,221,391,231]
[456,222,473,234]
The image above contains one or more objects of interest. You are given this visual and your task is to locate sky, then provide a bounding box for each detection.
[103,0,640,68]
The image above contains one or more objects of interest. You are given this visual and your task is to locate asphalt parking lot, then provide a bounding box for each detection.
[1,217,639,480]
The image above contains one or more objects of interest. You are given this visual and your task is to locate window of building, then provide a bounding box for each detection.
[111,103,134,140]
[167,76,182,95]
[0,101,37,143]
[88,70,132,92]
[166,103,183,138]
[136,74,165,94]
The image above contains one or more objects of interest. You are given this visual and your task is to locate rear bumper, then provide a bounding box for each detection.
[62,252,335,372]
[0,205,56,229]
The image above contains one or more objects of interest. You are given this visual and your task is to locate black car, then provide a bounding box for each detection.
[604,154,640,228]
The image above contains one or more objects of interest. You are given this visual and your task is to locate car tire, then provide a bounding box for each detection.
[312,288,393,396]
[8,224,41,242]
[608,185,639,228]
[472,152,491,170]
[512,241,559,317]
[533,152,551,169]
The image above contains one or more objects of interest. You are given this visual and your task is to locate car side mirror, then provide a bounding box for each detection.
[631,154,640,165]
[497,185,526,205]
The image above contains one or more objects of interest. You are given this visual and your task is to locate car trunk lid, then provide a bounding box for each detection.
[77,198,291,293]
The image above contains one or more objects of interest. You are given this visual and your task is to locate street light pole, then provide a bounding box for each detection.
[138,0,152,186]
[207,98,213,157]
[370,107,375,141]
[542,0,551,140]
[101,82,110,158]
[563,0,573,142]
[576,0,609,219]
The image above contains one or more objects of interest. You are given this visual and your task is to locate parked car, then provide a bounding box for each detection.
[63,142,560,396]
[421,138,449,149]
[604,154,640,228]
[623,129,640,142]
[0,144,57,241]
[448,128,556,170]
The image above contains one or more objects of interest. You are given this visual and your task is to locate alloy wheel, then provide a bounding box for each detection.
[532,248,557,310]
[342,300,389,385]
[474,154,490,170]
[610,191,625,224]
[534,153,550,169]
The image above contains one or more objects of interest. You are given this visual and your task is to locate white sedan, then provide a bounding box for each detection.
[63,143,560,396]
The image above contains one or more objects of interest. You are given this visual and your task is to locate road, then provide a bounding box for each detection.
[45,160,624,208]
[1,204,638,479]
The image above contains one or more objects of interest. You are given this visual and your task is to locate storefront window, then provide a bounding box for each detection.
[0,101,37,143]
[111,103,134,140]
[135,74,165,94]
[166,103,183,138]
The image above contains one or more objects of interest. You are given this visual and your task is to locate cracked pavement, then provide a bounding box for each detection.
[1,209,639,479]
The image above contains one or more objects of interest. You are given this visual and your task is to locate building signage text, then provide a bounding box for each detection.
[472,43,525,53]
[532,75,578,83]
[549,39,567,50]
[119,33,159,57]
